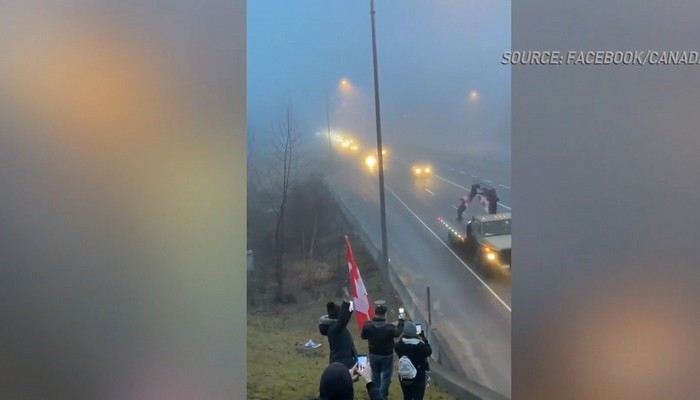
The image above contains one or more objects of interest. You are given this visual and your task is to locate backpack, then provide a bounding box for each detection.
[398,355,417,380]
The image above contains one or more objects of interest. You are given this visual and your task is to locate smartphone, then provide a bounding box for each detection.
[357,354,368,371]
[398,307,405,314]
[348,301,354,312]
[415,323,422,335]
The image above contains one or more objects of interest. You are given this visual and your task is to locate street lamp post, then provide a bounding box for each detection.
[326,89,332,162]
[369,0,392,312]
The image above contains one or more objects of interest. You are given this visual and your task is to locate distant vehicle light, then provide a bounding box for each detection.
[487,253,496,261]
[365,155,377,168]
[412,164,432,176]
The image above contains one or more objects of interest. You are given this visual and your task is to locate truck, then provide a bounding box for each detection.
[439,212,512,275]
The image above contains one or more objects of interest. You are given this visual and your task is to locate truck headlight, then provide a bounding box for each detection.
[486,253,496,261]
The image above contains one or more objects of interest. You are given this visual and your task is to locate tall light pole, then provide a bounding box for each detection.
[369,0,391,311]
[326,89,332,161]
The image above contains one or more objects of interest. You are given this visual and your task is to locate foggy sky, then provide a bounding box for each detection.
[248,0,511,161]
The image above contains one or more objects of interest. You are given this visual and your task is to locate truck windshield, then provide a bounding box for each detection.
[482,220,511,236]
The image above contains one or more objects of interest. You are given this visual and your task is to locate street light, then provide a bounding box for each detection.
[369,0,392,312]
[326,78,352,162]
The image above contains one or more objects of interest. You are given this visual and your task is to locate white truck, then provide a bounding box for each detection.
[439,213,512,275]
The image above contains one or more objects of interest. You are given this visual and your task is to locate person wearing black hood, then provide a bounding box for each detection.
[311,361,383,400]
[318,300,358,368]
[395,321,432,400]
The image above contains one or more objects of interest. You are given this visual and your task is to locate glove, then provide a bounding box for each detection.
[398,313,405,320]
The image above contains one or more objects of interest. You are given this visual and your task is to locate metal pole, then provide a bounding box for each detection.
[370,0,391,311]
[427,286,432,325]
[326,89,332,161]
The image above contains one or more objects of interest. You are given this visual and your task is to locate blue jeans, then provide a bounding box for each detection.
[369,354,394,399]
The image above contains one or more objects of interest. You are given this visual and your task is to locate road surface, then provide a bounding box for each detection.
[325,145,511,398]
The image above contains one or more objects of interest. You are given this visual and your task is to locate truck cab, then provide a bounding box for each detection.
[441,213,511,274]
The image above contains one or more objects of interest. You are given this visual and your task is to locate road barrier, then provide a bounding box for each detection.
[324,180,509,400]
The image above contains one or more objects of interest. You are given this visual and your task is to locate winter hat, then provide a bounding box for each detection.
[327,301,340,320]
[403,321,418,337]
[319,362,354,400]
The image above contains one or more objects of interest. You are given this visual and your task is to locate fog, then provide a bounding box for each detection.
[248,0,511,165]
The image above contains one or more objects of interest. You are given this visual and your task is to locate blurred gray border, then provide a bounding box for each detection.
[0,1,247,398]
[513,1,700,399]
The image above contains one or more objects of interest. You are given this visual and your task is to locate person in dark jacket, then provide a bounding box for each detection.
[394,322,432,400]
[361,304,404,399]
[312,361,383,400]
[457,195,469,221]
[466,216,476,238]
[319,300,358,369]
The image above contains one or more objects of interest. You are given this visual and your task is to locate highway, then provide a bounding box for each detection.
[325,144,511,398]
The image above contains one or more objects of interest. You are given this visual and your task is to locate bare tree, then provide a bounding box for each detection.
[271,102,298,302]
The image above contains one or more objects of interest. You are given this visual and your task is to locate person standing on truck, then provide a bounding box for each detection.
[483,187,499,214]
[466,216,475,238]
[457,195,469,221]
[361,304,405,400]
[468,184,480,203]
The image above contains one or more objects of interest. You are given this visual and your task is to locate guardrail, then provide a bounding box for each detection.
[323,179,509,400]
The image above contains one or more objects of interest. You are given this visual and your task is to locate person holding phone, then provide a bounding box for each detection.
[319,299,358,369]
[313,361,383,400]
[360,303,405,400]
[395,321,432,400]
[413,323,431,384]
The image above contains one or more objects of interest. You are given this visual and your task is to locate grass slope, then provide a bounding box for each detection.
[247,266,457,400]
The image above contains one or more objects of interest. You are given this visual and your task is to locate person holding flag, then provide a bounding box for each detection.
[458,184,481,221]
[318,235,374,370]
[318,299,358,369]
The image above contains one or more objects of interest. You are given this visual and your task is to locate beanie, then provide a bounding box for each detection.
[403,321,417,337]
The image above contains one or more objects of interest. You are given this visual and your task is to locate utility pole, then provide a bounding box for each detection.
[326,89,332,162]
[369,0,391,311]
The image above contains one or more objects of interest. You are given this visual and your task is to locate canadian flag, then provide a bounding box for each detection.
[477,194,490,213]
[345,236,374,333]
